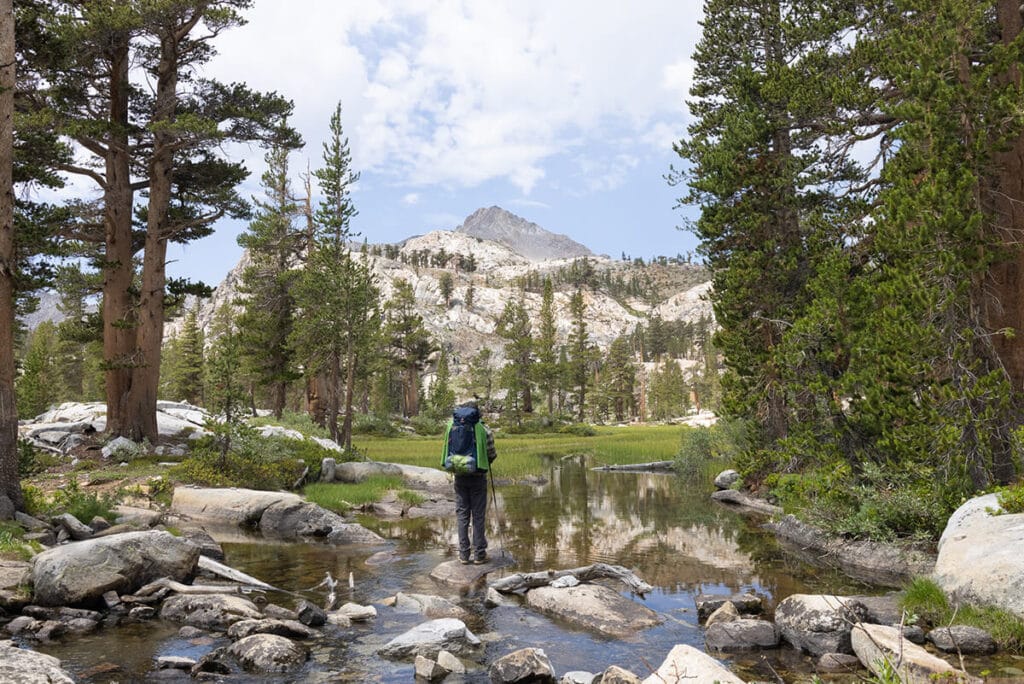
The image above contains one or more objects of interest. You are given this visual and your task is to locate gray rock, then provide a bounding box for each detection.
[0,560,30,611]
[437,649,466,674]
[321,457,337,482]
[227,618,315,641]
[14,511,50,532]
[5,615,41,635]
[53,512,93,541]
[816,652,862,673]
[30,530,199,606]
[560,672,596,684]
[377,618,482,661]
[415,654,447,682]
[774,594,869,656]
[170,487,303,526]
[927,626,997,655]
[851,623,980,684]
[102,590,121,610]
[714,469,741,489]
[486,586,512,608]
[333,602,376,622]
[156,656,196,671]
[847,593,904,626]
[597,665,641,683]
[102,436,142,459]
[160,594,263,630]
[22,605,103,622]
[695,592,763,622]
[335,461,403,483]
[934,493,1024,621]
[525,583,662,638]
[295,599,327,627]
[393,592,469,620]
[640,645,744,684]
[262,603,298,621]
[260,499,384,545]
[129,606,156,620]
[705,601,740,626]
[900,625,927,644]
[178,625,207,639]
[22,530,55,547]
[89,515,111,533]
[429,554,516,588]
[179,527,223,560]
[227,634,307,674]
[489,647,556,683]
[705,618,780,651]
[0,639,75,683]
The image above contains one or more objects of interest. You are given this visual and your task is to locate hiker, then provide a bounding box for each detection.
[440,399,497,564]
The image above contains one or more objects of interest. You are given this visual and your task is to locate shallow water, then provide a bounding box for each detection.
[32,459,1007,682]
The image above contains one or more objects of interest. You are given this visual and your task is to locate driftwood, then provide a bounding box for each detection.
[592,460,675,472]
[123,578,263,603]
[199,555,275,590]
[489,562,654,597]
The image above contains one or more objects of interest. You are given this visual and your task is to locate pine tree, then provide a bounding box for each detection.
[467,347,496,403]
[384,279,434,418]
[204,303,247,461]
[604,336,637,422]
[464,280,475,310]
[161,305,204,405]
[291,103,378,449]
[15,321,60,418]
[675,0,866,444]
[496,295,533,416]
[534,277,559,414]
[566,289,590,422]
[438,272,454,308]
[427,348,456,418]
[237,140,304,417]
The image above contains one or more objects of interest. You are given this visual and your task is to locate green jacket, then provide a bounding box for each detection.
[440,421,491,472]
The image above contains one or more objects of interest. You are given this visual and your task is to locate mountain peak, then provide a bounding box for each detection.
[454,206,593,261]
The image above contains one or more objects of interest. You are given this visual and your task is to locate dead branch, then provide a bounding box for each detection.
[489,562,654,597]
[592,461,675,472]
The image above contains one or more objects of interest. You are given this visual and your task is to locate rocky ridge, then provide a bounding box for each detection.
[167,206,712,374]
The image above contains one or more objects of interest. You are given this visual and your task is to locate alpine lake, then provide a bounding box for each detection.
[32,453,1018,683]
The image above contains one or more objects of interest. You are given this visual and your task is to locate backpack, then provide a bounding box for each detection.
[442,405,486,475]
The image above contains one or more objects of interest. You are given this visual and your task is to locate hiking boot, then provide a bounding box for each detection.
[473,553,488,565]
[458,555,471,565]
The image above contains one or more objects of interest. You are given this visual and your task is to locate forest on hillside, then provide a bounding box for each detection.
[674,0,1024,540]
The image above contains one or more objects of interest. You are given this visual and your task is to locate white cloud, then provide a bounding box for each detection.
[207,0,703,198]
[402,192,419,205]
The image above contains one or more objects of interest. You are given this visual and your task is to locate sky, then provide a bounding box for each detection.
[166,1,705,287]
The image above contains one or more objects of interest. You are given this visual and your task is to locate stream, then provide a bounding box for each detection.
[33,458,960,682]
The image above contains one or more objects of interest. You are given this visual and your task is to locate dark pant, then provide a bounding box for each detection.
[454,473,488,559]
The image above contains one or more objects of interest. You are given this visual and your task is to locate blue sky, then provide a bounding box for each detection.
[167,1,705,287]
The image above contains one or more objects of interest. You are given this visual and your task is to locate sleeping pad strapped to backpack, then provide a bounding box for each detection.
[441,405,490,475]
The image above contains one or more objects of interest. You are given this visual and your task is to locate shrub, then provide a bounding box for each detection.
[48,478,117,523]
[352,413,400,437]
[901,577,950,627]
[996,482,1024,514]
[304,476,405,514]
[900,577,1024,652]
[249,411,331,439]
[409,415,445,436]
[171,431,335,490]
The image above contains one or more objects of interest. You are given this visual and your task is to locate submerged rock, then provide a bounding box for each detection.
[159,594,263,630]
[227,633,308,674]
[524,583,662,638]
[489,647,556,683]
[377,618,482,661]
[704,618,780,652]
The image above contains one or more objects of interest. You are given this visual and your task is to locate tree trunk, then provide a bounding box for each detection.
[327,352,340,443]
[984,0,1024,392]
[102,40,138,438]
[0,0,23,513]
[404,363,419,417]
[340,348,357,451]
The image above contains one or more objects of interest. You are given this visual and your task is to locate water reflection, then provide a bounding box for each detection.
[37,458,877,682]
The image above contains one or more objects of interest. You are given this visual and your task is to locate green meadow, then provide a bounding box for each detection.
[352,424,687,479]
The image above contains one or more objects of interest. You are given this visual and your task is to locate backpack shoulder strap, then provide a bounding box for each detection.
[440,420,454,468]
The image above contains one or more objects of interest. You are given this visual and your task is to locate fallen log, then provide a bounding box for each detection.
[489,562,654,597]
[591,460,675,472]
[123,577,264,603]
[198,555,275,590]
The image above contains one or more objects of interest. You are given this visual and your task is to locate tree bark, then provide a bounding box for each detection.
[101,38,138,438]
[984,0,1024,393]
[0,0,23,513]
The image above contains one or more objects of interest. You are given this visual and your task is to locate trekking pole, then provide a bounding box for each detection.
[488,467,509,559]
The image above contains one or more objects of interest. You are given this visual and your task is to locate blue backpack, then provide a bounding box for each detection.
[441,405,487,474]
